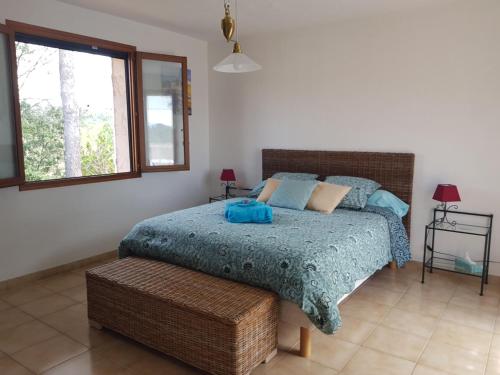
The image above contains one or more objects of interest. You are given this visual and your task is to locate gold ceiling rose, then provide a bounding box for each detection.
[221,1,235,42]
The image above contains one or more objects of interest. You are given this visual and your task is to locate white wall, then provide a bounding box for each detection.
[209,1,500,272]
[0,0,210,281]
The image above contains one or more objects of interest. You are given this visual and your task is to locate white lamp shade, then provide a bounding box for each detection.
[213,52,262,73]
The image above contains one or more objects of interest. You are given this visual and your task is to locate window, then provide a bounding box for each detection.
[137,53,190,172]
[0,21,191,191]
[7,21,139,190]
[0,24,22,188]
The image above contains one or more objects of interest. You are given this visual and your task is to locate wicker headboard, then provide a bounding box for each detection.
[262,149,415,236]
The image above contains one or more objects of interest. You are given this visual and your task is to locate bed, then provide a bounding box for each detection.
[119,149,415,356]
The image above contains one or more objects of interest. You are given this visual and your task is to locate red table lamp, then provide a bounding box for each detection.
[220,169,236,198]
[433,184,461,224]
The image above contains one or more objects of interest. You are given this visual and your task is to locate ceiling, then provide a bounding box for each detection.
[58,0,457,41]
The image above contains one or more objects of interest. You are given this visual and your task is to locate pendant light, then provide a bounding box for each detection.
[213,0,262,73]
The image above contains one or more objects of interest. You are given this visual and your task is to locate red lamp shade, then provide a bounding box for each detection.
[432,184,461,203]
[220,169,236,182]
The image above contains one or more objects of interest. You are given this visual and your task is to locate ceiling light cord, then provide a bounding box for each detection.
[235,0,239,42]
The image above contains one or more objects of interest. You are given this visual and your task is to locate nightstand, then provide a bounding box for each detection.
[421,208,493,295]
[209,187,252,203]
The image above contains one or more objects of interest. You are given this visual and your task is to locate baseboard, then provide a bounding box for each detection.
[0,250,118,291]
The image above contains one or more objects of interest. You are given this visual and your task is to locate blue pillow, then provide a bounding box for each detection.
[325,176,381,209]
[247,173,318,198]
[267,179,319,211]
[247,180,267,198]
[272,172,319,181]
[367,190,409,217]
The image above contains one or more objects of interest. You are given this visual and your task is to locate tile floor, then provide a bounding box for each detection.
[1,260,500,374]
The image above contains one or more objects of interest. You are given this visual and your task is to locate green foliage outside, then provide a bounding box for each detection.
[21,100,117,181]
[21,100,65,181]
[80,120,116,177]
[17,42,118,181]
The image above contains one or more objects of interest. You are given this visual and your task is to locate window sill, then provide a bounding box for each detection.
[19,171,141,191]
[141,164,190,173]
[0,176,23,189]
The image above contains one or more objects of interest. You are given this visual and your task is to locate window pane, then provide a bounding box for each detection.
[0,33,18,180]
[15,41,131,182]
[142,59,185,167]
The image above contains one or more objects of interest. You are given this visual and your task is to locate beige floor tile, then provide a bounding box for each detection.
[59,285,87,303]
[382,308,437,338]
[0,299,11,311]
[277,321,300,350]
[378,266,419,281]
[42,350,126,375]
[41,305,114,349]
[365,274,410,293]
[489,334,500,359]
[483,285,500,299]
[450,288,499,314]
[441,304,496,332]
[1,285,53,306]
[11,335,87,373]
[431,320,493,354]
[123,351,201,375]
[339,298,391,323]
[418,274,459,290]
[486,356,500,375]
[402,261,423,274]
[340,347,415,375]
[309,332,359,370]
[40,304,87,330]
[419,341,487,375]
[37,273,85,292]
[396,293,447,318]
[412,364,451,375]
[363,326,427,362]
[334,316,377,344]
[18,294,76,318]
[40,304,106,347]
[71,267,91,277]
[351,285,403,306]
[253,350,337,375]
[92,337,156,368]
[406,282,456,303]
[0,320,59,354]
[0,356,33,375]
[0,308,34,332]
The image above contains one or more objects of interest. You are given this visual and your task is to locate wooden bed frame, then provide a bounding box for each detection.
[262,149,415,357]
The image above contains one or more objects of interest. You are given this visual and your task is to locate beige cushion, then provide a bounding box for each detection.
[256,178,281,202]
[306,182,351,214]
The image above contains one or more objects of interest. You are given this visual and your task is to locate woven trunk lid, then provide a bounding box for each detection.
[87,257,277,325]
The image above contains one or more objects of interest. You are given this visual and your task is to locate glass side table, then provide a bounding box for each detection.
[421,208,493,296]
[209,187,252,203]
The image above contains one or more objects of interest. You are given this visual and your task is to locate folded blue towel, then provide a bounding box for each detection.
[225,200,273,224]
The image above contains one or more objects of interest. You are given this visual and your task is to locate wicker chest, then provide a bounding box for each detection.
[86,257,279,375]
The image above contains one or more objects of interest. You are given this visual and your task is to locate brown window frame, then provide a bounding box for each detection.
[0,23,24,188]
[6,20,141,191]
[136,52,190,173]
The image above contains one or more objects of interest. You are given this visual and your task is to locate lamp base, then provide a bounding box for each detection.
[436,202,458,226]
[222,181,235,199]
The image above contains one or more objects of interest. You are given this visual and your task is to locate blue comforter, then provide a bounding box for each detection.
[119,200,410,333]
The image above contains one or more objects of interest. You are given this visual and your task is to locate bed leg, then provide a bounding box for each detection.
[299,327,312,358]
[389,261,397,271]
[263,348,277,364]
[89,320,103,330]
